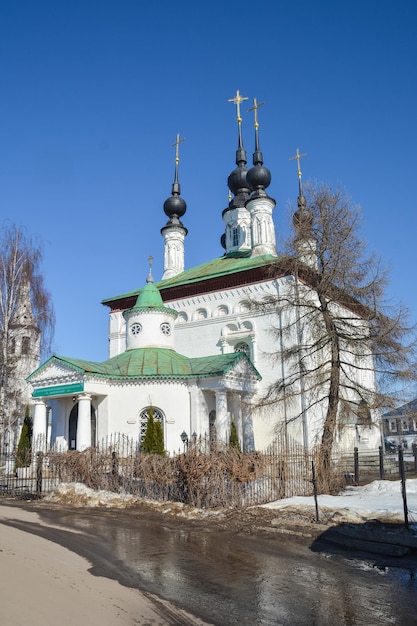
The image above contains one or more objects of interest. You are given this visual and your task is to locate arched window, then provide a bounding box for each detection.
[356,400,372,426]
[232,227,239,247]
[139,406,165,443]
[21,336,30,355]
[234,342,250,358]
[9,338,15,354]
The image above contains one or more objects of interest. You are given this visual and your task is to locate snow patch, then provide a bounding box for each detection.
[262,479,417,524]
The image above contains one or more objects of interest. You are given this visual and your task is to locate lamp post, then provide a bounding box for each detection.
[180,430,188,452]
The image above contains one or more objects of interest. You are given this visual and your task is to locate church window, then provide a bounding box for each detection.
[21,336,30,355]
[131,323,142,335]
[232,227,239,247]
[9,338,15,354]
[234,342,250,358]
[160,322,171,335]
[139,407,165,443]
[356,399,372,426]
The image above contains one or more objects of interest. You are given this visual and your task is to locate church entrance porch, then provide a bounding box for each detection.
[68,395,96,451]
[203,389,255,453]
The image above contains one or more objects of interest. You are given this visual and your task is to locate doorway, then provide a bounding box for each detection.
[68,403,96,450]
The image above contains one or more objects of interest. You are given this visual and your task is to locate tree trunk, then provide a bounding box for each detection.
[318,302,341,480]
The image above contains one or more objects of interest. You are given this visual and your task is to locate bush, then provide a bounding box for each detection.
[15,407,33,469]
[229,420,241,453]
[142,407,165,455]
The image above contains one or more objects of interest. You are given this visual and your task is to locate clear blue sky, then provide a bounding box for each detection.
[1,0,416,362]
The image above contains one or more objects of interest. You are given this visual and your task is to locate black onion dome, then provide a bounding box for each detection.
[163,193,187,219]
[293,194,313,237]
[293,207,313,229]
[247,163,271,194]
[227,164,250,194]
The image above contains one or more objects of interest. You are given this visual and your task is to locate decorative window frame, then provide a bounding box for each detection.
[193,308,209,321]
[139,406,165,444]
[219,319,255,361]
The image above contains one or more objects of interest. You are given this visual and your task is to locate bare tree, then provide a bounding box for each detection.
[263,183,416,477]
[0,224,55,441]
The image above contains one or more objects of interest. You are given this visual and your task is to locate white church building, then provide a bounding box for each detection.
[27,94,381,455]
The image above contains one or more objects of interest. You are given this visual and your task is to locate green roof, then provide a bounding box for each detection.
[102,252,278,304]
[29,348,261,381]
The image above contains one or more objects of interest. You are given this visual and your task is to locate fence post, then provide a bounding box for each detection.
[311,461,319,523]
[354,447,359,484]
[379,445,384,479]
[36,452,43,497]
[111,451,119,491]
[398,445,409,530]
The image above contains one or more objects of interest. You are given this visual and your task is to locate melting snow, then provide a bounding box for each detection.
[44,479,417,526]
[263,479,417,525]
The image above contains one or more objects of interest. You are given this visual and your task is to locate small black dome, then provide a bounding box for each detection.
[227,164,249,196]
[293,206,313,230]
[164,194,187,219]
[247,164,271,192]
[220,233,226,249]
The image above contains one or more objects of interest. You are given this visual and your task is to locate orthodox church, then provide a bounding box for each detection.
[28,92,381,455]
[2,276,40,451]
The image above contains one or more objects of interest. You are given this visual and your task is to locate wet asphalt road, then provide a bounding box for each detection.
[2,503,417,626]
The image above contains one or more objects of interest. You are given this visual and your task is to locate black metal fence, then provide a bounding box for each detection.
[338,444,417,485]
[0,436,416,507]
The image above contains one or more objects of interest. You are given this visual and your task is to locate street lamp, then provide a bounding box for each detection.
[180,430,188,451]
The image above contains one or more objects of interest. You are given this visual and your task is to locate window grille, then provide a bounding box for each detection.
[139,407,165,442]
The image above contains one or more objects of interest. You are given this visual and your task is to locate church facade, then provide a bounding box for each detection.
[28,94,381,455]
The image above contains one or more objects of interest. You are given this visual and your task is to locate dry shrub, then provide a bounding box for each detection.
[174,447,268,508]
[48,449,113,490]
[132,453,174,485]
[45,439,317,507]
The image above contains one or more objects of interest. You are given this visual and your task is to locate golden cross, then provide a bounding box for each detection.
[171,133,185,164]
[289,148,308,178]
[248,98,265,129]
[228,89,248,123]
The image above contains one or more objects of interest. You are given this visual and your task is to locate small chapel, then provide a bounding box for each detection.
[27,92,381,455]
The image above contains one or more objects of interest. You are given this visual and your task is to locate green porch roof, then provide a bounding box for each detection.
[102,252,278,304]
[29,348,261,381]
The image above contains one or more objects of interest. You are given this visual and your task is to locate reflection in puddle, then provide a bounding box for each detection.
[50,511,417,626]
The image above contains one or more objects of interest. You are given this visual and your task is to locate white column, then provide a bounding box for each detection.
[242,394,255,452]
[32,398,47,452]
[189,385,202,439]
[215,389,229,444]
[230,394,242,445]
[77,394,92,451]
